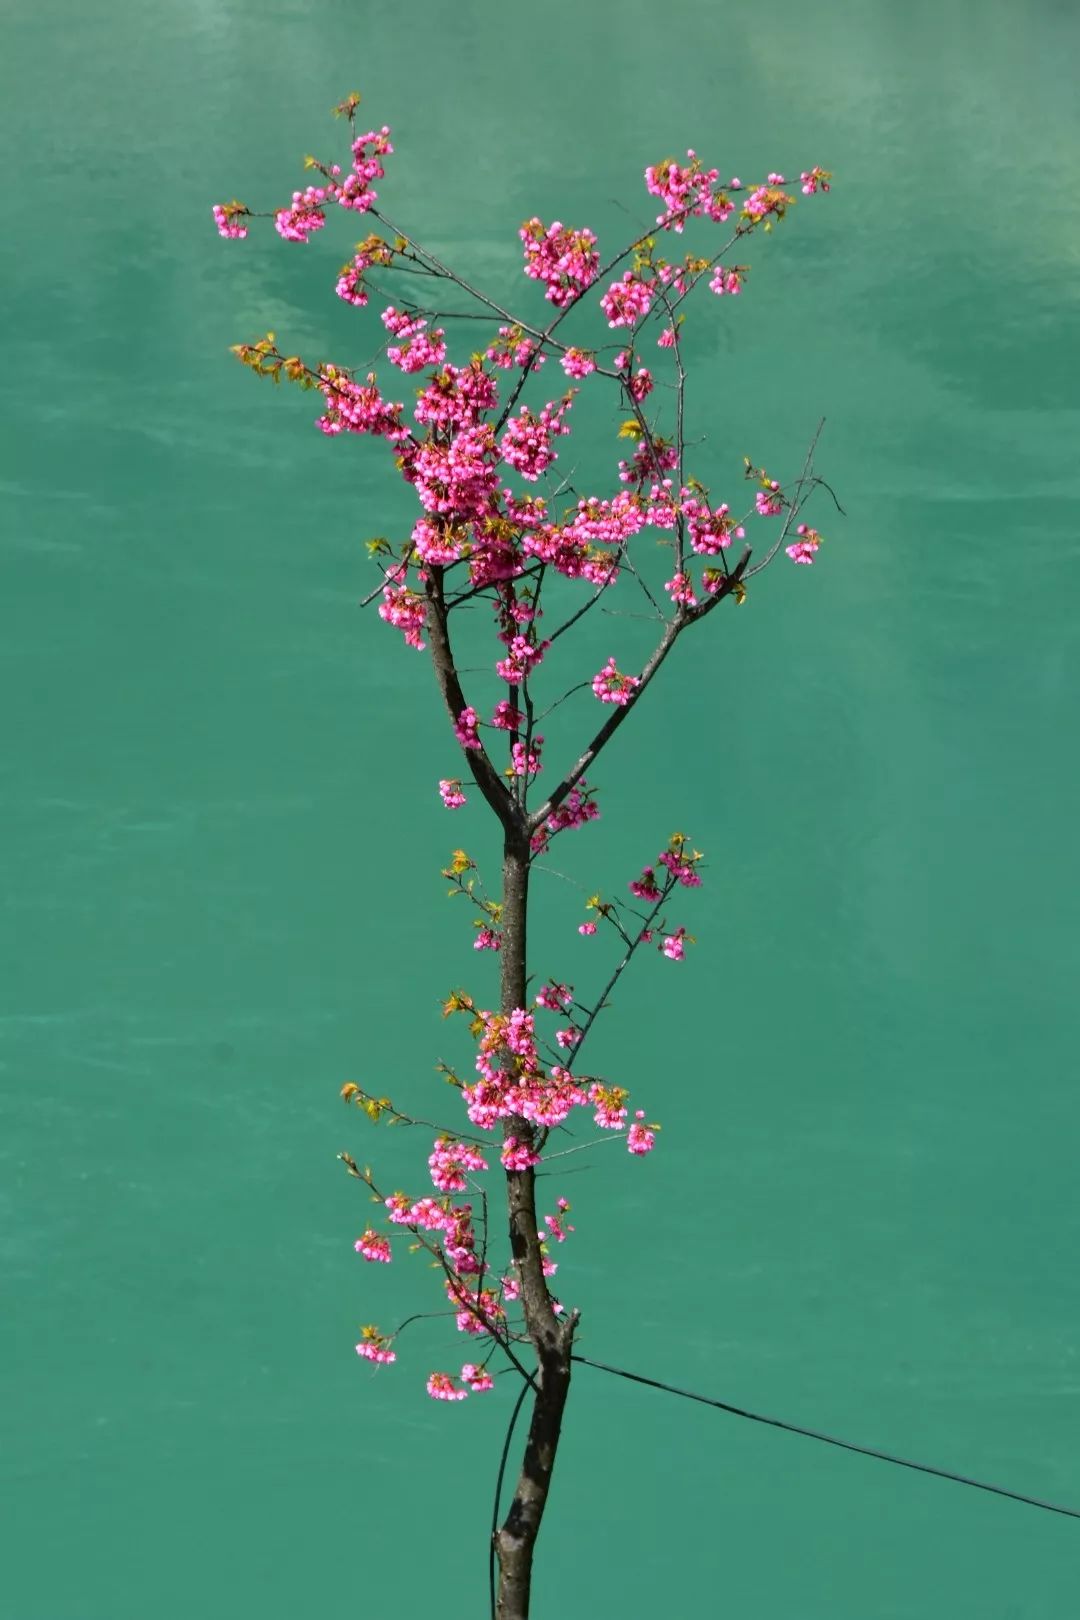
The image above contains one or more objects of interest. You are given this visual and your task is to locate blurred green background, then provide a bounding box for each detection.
[4,1,1079,1615]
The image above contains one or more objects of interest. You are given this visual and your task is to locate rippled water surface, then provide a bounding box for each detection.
[4,2,1079,1615]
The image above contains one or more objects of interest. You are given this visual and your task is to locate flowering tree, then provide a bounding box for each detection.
[215,93,833,1619]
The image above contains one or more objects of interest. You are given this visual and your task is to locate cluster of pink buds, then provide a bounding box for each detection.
[496,634,549,684]
[428,1138,489,1193]
[388,326,448,374]
[485,325,547,370]
[379,582,427,649]
[334,234,394,306]
[590,1082,629,1130]
[755,480,783,517]
[454,706,481,749]
[800,166,832,196]
[592,656,640,706]
[628,1111,657,1154]
[337,126,393,213]
[665,571,698,607]
[439,779,467,810]
[530,780,600,854]
[629,866,662,901]
[274,184,332,242]
[627,367,654,402]
[491,699,524,731]
[500,396,575,483]
[427,1371,468,1401]
[519,219,600,307]
[501,1136,542,1172]
[212,201,249,239]
[535,982,574,1012]
[600,271,655,328]
[786,523,823,565]
[355,1229,392,1263]
[560,348,597,379]
[355,1327,396,1364]
[511,736,544,778]
[708,266,743,297]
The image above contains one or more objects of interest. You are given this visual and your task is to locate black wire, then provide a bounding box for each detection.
[489,1375,533,1620]
[571,1354,1080,1522]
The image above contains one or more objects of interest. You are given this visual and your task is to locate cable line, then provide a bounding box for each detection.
[571,1353,1080,1522]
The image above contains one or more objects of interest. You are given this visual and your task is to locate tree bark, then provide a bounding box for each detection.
[495,830,576,1620]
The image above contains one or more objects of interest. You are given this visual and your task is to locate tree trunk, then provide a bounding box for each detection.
[495,831,576,1620]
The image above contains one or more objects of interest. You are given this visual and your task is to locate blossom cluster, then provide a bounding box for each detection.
[519,218,600,307]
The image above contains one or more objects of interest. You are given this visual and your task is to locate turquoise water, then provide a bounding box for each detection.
[4,2,1079,1615]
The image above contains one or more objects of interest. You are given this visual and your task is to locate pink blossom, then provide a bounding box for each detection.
[461,1363,495,1393]
[531,781,600,853]
[473,926,502,951]
[590,1082,628,1131]
[427,1371,468,1401]
[592,656,640,706]
[644,150,733,231]
[708,267,743,297]
[662,929,686,960]
[439,779,467,810]
[384,1192,413,1225]
[627,367,654,403]
[318,370,407,441]
[627,1111,656,1155]
[601,271,655,328]
[578,921,597,936]
[543,1212,575,1243]
[684,497,742,554]
[619,437,678,487]
[755,480,783,517]
[354,1229,392,1263]
[412,517,462,566]
[657,326,676,348]
[786,522,822,565]
[800,166,832,196]
[658,846,702,887]
[413,361,499,433]
[454,706,481,749]
[429,1138,490,1193]
[212,202,249,239]
[355,1341,396,1364]
[520,219,600,308]
[356,1327,396,1365]
[336,126,393,214]
[491,699,524,731]
[388,326,448,373]
[560,347,597,379]
[274,185,331,243]
[500,396,574,482]
[495,634,549,684]
[486,324,547,370]
[379,583,428,650]
[501,1135,541,1171]
[511,736,544,778]
[665,571,698,608]
[629,866,661,901]
[536,982,574,1012]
